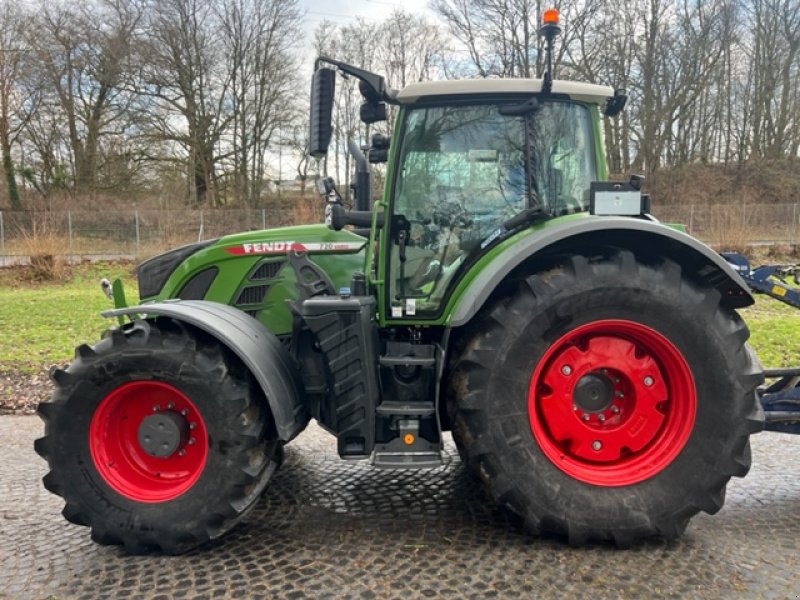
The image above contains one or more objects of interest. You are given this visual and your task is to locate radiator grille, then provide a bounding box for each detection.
[235,284,269,306]
[250,260,284,280]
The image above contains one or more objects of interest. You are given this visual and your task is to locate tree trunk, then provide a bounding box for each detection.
[0,94,21,209]
[1,134,21,209]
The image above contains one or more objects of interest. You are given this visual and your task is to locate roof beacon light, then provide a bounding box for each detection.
[542,8,560,24]
[539,7,561,95]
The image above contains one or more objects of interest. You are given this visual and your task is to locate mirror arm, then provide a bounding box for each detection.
[316,55,397,103]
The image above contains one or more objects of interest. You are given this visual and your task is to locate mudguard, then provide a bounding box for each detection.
[103,300,308,441]
[448,216,755,327]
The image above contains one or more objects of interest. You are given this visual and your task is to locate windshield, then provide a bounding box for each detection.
[389,100,596,317]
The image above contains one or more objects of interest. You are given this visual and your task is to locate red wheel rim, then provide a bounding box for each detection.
[528,320,696,486]
[89,381,208,502]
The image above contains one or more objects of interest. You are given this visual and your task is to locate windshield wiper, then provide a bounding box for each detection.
[503,207,550,232]
[499,98,540,116]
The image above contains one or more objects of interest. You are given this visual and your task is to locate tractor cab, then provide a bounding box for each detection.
[310,57,626,319]
[386,80,608,316]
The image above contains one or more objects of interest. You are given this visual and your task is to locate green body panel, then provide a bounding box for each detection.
[145,224,367,336]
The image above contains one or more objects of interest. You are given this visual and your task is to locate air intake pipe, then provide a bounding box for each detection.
[348,138,371,212]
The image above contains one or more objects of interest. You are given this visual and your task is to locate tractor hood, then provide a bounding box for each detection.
[137,224,368,336]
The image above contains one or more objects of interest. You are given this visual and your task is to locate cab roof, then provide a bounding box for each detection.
[395,78,614,106]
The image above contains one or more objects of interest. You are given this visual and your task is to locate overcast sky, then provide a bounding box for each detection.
[302,0,433,24]
[296,0,435,74]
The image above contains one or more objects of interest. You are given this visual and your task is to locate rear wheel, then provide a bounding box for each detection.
[36,318,279,554]
[448,250,763,545]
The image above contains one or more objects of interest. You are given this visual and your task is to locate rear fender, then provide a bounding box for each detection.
[103,300,308,441]
[448,217,754,327]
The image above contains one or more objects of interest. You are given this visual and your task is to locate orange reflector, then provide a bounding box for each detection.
[542,8,559,24]
[403,433,415,445]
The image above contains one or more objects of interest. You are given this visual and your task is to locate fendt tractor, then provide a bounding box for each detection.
[35,10,799,554]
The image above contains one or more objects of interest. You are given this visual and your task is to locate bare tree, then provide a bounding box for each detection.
[432,0,543,77]
[137,0,232,205]
[26,0,142,195]
[379,10,449,87]
[0,0,28,208]
[747,0,800,159]
[219,0,301,207]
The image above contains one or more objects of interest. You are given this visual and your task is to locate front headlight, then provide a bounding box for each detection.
[137,239,217,299]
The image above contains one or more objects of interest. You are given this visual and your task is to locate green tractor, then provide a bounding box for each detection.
[36,12,762,553]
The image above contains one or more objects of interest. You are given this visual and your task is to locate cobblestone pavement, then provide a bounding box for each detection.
[1,416,798,600]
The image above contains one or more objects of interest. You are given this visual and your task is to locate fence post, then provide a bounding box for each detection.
[67,211,73,255]
[794,204,798,241]
[198,210,204,241]
[0,211,4,254]
[135,210,140,252]
[689,204,694,233]
[262,208,266,230]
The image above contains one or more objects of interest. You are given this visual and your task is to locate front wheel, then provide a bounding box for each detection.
[448,251,763,545]
[36,318,280,554]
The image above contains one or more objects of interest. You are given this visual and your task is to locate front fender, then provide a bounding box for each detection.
[103,300,308,441]
[447,216,754,327]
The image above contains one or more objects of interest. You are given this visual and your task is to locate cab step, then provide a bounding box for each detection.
[372,450,443,469]
[375,400,436,417]
[371,415,442,469]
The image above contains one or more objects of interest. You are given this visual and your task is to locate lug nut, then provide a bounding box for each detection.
[178,449,186,456]
[189,422,197,430]
[181,409,188,416]
[644,376,654,387]
[167,402,175,409]
[152,405,160,412]
[598,414,606,422]
[561,365,572,376]
[188,437,196,445]
[615,391,624,398]
[592,440,602,451]
[611,405,620,414]
[581,414,590,421]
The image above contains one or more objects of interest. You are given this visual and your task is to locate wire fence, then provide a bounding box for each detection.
[0,209,305,265]
[0,203,798,265]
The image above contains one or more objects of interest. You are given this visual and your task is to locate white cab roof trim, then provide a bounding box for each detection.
[395,78,614,105]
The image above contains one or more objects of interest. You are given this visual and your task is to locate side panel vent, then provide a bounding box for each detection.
[178,267,219,300]
[235,284,270,306]
[250,260,285,280]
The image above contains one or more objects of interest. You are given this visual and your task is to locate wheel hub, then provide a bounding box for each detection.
[137,411,188,458]
[572,372,614,413]
[528,319,696,487]
[89,380,208,502]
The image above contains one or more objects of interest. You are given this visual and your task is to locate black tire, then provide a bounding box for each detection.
[35,317,280,554]
[447,250,764,546]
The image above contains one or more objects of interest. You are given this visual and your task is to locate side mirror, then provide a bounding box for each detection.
[309,68,336,158]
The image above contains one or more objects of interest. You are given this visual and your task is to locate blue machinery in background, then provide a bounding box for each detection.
[721,251,800,434]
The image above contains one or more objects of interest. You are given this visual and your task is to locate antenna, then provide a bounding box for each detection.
[540,8,561,94]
